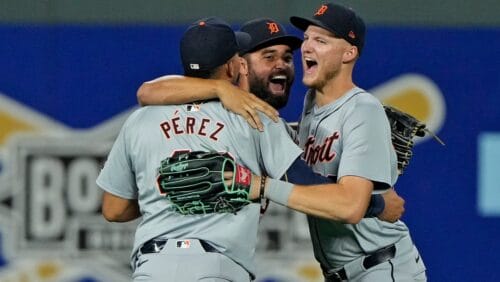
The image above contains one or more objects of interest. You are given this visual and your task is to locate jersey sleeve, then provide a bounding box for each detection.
[338,99,393,189]
[96,119,138,200]
[257,118,303,180]
[283,120,299,144]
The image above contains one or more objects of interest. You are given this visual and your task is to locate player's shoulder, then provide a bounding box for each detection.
[127,106,158,122]
[342,88,385,120]
[121,105,169,130]
[254,112,290,134]
[258,111,283,126]
[351,88,384,111]
[122,106,146,125]
[222,106,278,127]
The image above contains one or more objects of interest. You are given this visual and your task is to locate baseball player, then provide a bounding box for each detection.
[97,18,301,281]
[137,18,405,222]
[285,3,427,281]
[97,17,397,282]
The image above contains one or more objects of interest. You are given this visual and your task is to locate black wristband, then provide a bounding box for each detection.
[259,176,269,214]
[364,194,385,218]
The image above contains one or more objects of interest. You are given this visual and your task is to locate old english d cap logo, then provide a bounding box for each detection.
[237,18,302,55]
[267,21,280,34]
[315,4,328,16]
[290,2,366,54]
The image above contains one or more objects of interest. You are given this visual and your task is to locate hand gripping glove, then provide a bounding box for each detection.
[157,151,252,215]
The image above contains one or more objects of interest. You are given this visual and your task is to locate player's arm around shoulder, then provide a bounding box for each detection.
[137,75,215,106]
[254,159,374,223]
[136,75,278,130]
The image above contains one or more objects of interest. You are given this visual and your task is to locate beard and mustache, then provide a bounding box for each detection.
[247,69,294,110]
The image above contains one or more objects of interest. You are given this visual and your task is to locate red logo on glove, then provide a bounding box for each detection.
[236,165,251,186]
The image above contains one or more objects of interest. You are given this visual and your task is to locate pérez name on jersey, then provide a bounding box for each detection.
[160,116,225,141]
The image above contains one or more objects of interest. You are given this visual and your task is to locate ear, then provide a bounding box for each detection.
[342,45,358,63]
[225,57,239,78]
[239,57,248,76]
[238,71,250,91]
[236,57,250,90]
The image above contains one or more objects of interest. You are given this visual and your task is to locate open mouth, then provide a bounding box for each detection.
[269,75,287,95]
[304,58,318,72]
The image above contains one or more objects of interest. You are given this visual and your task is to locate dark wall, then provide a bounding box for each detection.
[1,0,499,26]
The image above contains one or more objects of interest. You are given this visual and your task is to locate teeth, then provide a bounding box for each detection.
[271,75,287,80]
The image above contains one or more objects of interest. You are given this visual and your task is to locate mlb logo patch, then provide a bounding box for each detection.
[187,104,200,112]
[176,240,191,249]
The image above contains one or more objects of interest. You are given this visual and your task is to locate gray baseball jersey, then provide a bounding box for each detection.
[96,101,302,276]
[297,87,410,268]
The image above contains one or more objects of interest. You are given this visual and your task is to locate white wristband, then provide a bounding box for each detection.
[265,178,294,206]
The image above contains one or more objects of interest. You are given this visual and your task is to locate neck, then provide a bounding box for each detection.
[315,73,356,107]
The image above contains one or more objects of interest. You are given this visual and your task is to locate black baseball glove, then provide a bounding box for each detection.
[157,151,253,215]
[384,105,444,174]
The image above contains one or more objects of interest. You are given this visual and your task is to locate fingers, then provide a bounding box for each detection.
[223,171,233,180]
[238,110,260,131]
[249,94,279,122]
[378,187,405,223]
[218,81,279,130]
[246,115,261,132]
[240,101,276,132]
[242,105,264,132]
[240,95,279,131]
[224,171,233,187]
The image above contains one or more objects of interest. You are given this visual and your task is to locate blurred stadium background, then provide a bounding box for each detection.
[0,1,499,281]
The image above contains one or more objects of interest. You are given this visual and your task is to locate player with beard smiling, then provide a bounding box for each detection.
[237,18,297,110]
[137,18,297,131]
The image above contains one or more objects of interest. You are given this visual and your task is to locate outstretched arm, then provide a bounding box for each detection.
[255,175,373,224]
[284,157,404,223]
[137,75,279,131]
[156,151,401,222]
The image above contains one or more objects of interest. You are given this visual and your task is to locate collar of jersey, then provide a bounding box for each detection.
[311,87,364,116]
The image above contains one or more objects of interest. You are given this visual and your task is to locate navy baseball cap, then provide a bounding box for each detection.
[181,17,251,76]
[290,2,366,54]
[236,18,302,55]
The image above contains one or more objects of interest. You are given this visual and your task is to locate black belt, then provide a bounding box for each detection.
[140,239,218,254]
[322,244,396,282]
